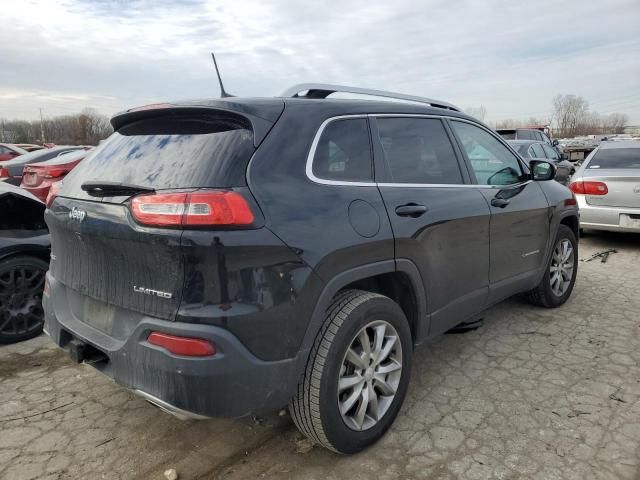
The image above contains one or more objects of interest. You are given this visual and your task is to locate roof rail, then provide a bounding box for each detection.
[280,83,461,112]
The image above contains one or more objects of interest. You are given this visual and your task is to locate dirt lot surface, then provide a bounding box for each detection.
[1,231,639,480]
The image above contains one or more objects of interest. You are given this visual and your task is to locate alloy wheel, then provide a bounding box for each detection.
[550,238,574,297]
[337,320,403,431]
[0,266,46,337]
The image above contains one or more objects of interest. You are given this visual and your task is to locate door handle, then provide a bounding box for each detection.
[395,204,428,217]
[491,198,510,208]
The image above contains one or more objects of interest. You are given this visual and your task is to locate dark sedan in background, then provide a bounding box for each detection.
[0,182,50,344]
[0,145,88,186]
[508,139,575,185]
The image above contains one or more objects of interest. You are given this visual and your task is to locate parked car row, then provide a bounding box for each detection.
[0,144,93,343]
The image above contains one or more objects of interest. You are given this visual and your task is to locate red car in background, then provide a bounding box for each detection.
[0,143,27,161]
[21,149,92,202]
[14,144,46,152]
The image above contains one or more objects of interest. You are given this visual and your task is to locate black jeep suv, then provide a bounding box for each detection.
[43,84,579,453]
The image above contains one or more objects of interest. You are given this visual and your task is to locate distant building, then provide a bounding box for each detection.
[623,125,640,135]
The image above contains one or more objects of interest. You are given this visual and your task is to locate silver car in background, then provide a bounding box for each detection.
[570,141,640,232]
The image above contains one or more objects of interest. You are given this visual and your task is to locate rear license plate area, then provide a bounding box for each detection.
[620,214,640,229]
[23,172,38,186]
[68,338,109,365]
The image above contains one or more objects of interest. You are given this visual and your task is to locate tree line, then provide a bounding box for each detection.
[0,108,113,146]
[469,94,630,138]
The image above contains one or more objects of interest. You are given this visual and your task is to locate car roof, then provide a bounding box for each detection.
[111,96,480,145]
[599,140,640,149]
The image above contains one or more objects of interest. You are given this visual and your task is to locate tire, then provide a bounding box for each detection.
[526,225,578,308]
[0,255,48,344]
[289,289,412,454]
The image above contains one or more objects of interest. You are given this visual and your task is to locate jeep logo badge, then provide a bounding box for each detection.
[634,185,640,194]
[68,207,86,222]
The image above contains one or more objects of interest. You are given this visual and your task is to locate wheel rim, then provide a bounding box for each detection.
[550,238,574,297]
[0,265,45,337]
[337,320,403,431]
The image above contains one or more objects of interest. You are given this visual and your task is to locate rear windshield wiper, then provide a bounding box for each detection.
[81,181,155,197]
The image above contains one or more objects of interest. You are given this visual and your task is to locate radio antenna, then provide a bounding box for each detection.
[211,52,233,98]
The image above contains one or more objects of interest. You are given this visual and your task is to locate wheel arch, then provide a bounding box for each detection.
[559,214,579,240]
[294,260,426,380]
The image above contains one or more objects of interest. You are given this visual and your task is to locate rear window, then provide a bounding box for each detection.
[588,148,640,169]
[498,130,516,140]
[61,114,255,195]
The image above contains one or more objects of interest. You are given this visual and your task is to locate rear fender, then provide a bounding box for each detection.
[292,259,426,380]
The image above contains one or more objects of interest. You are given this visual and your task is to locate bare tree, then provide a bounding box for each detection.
[0,110,113,145]
[552,94,589,137]
[465,105,487,122]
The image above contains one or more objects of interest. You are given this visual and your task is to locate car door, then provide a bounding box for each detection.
[372,116,491,337]
[449,120,550,304]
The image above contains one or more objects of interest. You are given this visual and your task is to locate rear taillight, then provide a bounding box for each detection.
[147,332,216,356]
[43,276,50,296]
[569,181,608,195]
[0,167,8,179]
[130,190,255,227]
[46,181,62,208]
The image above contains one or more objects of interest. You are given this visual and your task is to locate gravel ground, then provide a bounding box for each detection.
[1,231,639,480]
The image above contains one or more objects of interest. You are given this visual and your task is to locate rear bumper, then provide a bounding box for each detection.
[577,196,640,232]
[43,274,301,418]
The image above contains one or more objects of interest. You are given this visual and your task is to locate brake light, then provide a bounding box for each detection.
[131,190,255,227]
[569,181,608,195]
[0,166,8,179]
[148,332,216,356]
[46,181,62,208]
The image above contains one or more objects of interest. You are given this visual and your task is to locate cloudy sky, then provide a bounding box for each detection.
[1,0,639,124]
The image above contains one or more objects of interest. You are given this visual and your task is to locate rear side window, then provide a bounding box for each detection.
[588,148,640,169]
[62,114,255,195]
[377,118,463,184]
[312,118,373,182]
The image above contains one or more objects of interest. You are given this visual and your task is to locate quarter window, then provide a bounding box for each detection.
[376,118,463,184]
[451,121,524,186]
[312,118,373,182]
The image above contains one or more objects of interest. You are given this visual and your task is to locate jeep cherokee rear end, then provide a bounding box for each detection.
[43,99,326,418]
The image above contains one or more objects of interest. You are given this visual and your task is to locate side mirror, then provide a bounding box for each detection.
[560,153,569,160]
[552,139,559,146]
[529,160,556,181]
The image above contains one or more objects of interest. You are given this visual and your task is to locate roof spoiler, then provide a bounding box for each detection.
[110,100,284,148]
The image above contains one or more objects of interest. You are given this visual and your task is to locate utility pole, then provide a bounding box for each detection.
[1,119,4,142]
[39,108,45,143]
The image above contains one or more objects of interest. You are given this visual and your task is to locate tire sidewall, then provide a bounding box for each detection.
[319,295,412,454]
